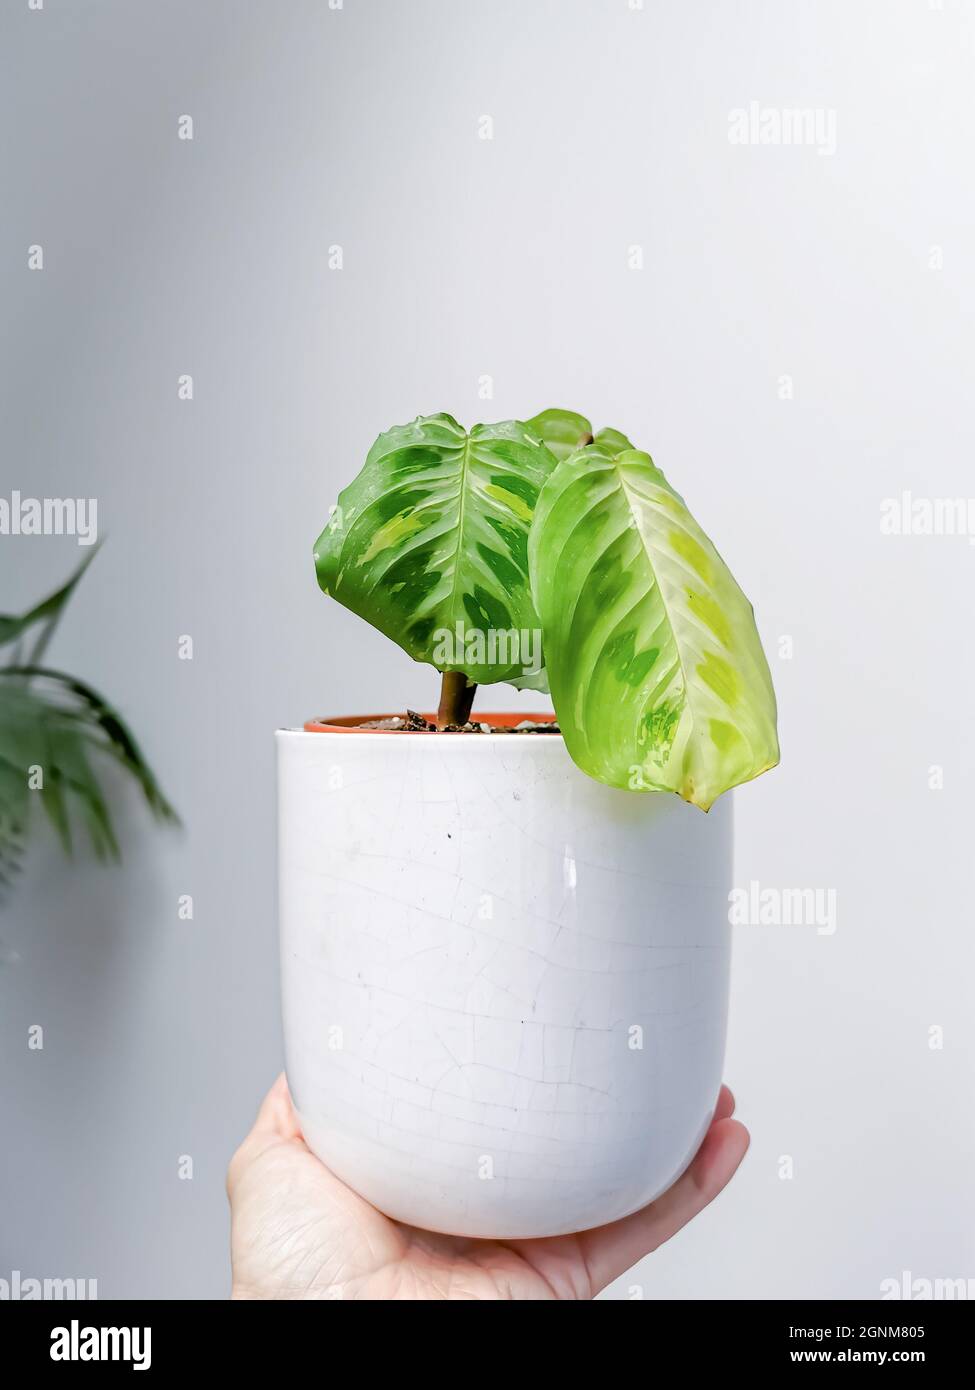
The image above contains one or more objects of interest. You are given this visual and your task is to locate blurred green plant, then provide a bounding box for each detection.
[0,549,178,901]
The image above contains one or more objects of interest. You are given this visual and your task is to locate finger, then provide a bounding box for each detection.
[249,1071,304,1143]
[579,1116,749,1294]
[714,1084,735,1122]
[227,1074,305,1197]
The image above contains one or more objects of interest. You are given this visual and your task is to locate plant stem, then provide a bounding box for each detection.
[437,671,476,728]
[577,431,594,447]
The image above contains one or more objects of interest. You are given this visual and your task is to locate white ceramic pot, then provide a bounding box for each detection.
[277,716,732,1239]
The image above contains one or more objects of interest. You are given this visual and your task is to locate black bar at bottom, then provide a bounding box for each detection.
[4,1297,964,1374]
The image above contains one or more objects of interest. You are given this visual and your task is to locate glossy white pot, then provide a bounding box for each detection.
[277,716,732,1239]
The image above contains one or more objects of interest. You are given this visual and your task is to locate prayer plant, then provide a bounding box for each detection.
[314,409,779,811]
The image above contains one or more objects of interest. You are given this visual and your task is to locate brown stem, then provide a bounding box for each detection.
[437,670,476,728]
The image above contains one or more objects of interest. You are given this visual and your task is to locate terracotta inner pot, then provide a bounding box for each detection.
[304,712,558,733]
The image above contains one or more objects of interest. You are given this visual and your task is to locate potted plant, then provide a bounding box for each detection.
[0,550,177,902]
[277,409,778,1238]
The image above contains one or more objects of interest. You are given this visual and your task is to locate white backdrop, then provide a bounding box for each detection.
[1,0,973,1299]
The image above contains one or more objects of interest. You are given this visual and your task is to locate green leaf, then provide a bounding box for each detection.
[42,724,118,858]
[315,414,556,685]
[506,665,550,694]
[526,412,634,464]
[0,549,177,885]
[525,408,593,461]
[0,546,99,660]
[529,443,779,809]
[593,426,633,454]
[6,667,179,826]
[0,669,178,865]
[0,807,24,901]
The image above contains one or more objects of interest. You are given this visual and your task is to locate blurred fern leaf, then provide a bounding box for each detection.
[0,552,178,900]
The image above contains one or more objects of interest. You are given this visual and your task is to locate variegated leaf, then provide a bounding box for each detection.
[315,414,555,685]
[529,443,779,809]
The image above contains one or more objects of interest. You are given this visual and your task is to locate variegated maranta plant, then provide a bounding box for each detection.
[314,409,778,810]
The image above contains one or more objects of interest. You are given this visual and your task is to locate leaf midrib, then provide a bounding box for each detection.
[353,435,533,612]
[445,431,474,623]
[614,457,695,745]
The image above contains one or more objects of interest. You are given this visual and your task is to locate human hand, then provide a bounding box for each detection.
[228,1073,748,1300]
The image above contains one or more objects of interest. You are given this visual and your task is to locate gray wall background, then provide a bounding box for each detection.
[2,0,973,1299]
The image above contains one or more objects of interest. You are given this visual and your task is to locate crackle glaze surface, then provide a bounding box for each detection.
[277,727,732,1238]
